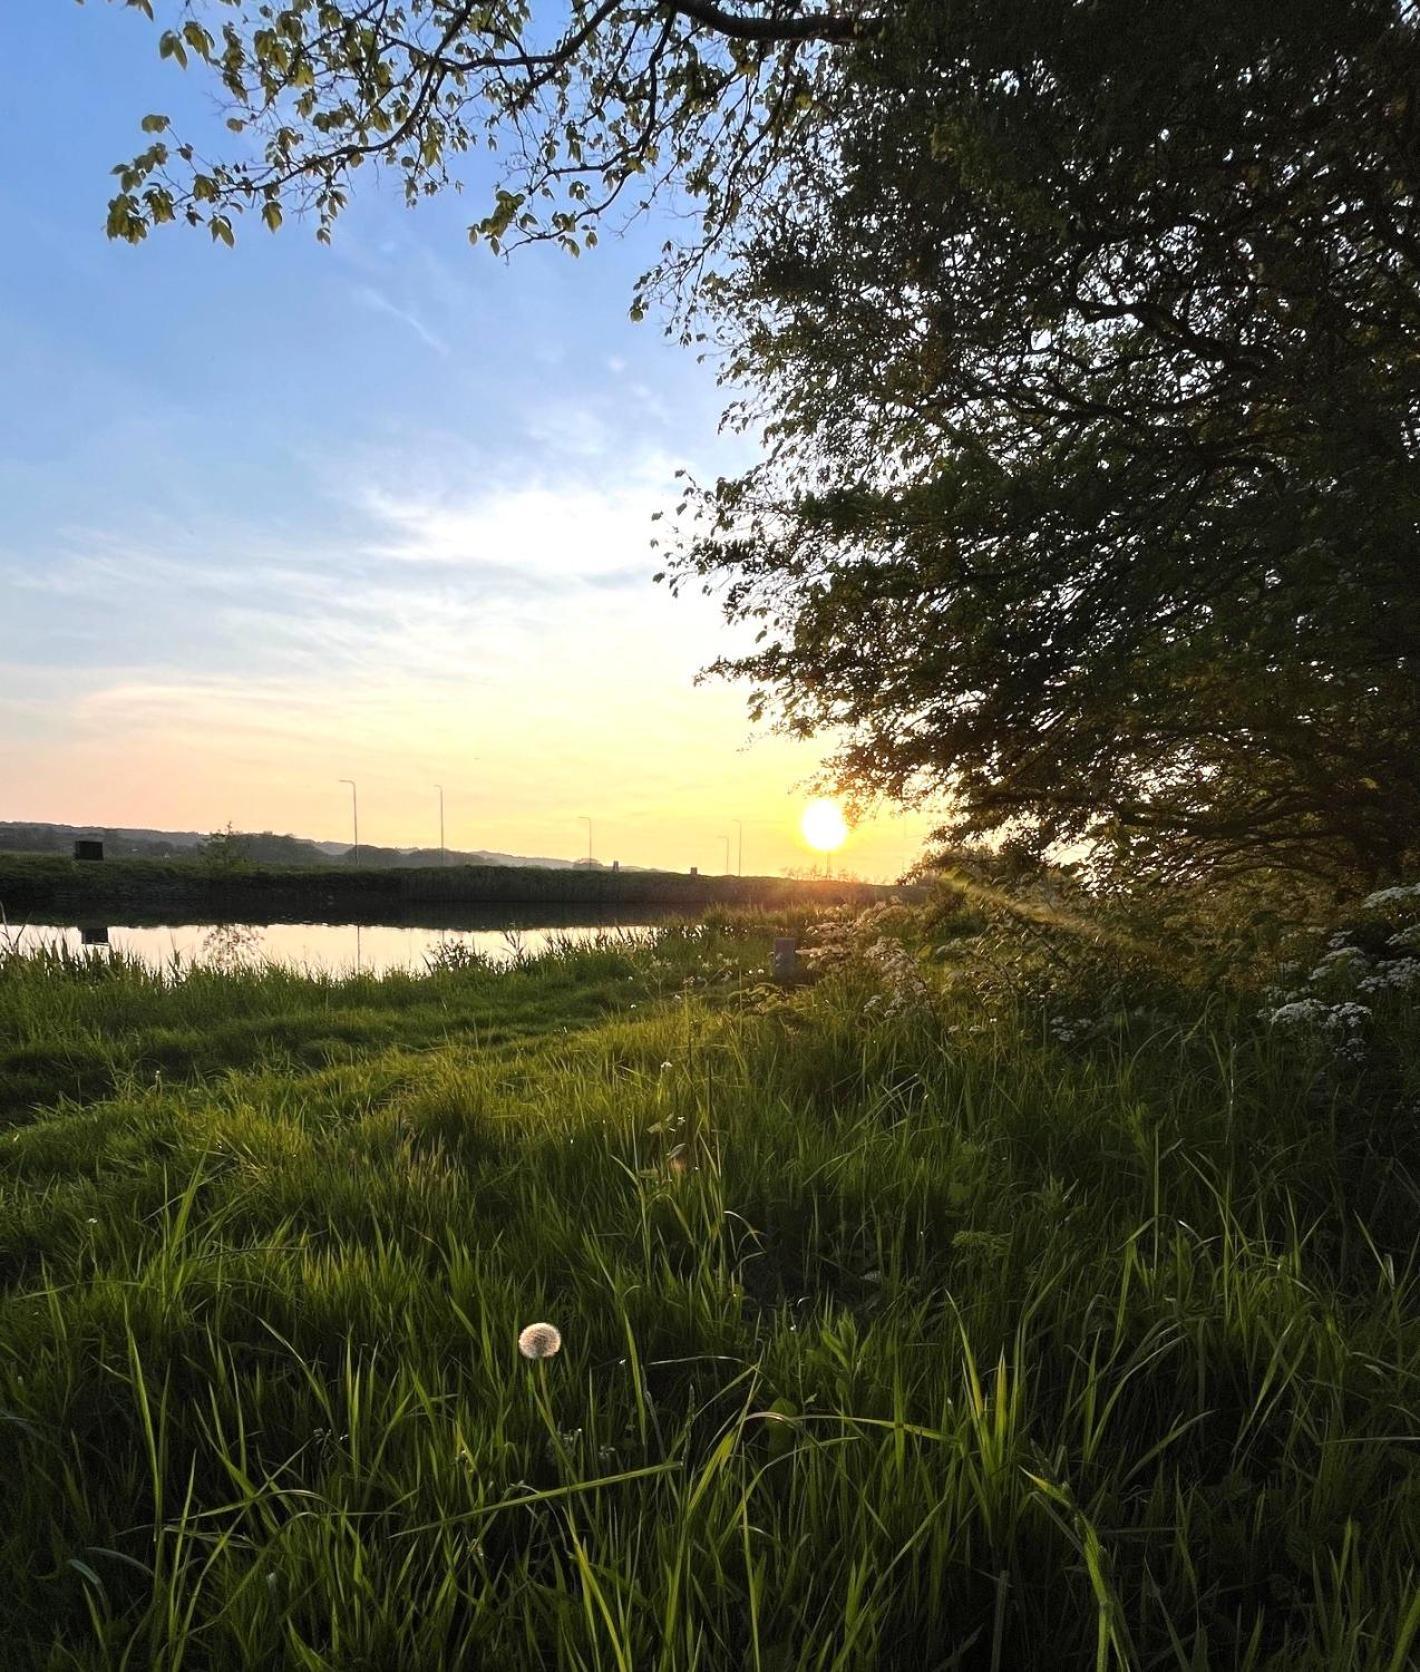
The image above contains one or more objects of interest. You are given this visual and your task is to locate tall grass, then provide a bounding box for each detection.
[0,918,1417,1668]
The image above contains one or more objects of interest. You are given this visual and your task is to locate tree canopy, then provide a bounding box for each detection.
[105,0,1420,886]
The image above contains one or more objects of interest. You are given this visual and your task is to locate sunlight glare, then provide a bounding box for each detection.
[801,798,848,853]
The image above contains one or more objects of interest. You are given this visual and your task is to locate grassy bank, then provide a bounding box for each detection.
[1,909,1418,1668]
[0,852,903,922]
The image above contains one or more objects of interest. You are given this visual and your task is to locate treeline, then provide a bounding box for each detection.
[0,823,333,865]
[0,823,207,861]
[0,823,580,871]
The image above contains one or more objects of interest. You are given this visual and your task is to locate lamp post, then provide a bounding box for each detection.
[338,778,359,866]
[578,815,593,864]
[435,784,446,865]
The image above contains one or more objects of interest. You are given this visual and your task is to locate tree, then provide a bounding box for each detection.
[665,0,1420,886]
[199,822,252,872]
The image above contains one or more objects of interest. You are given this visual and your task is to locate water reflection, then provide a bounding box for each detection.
[9,916,662,977]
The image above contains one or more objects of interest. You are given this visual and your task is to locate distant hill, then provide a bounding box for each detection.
[0,822,209,860]
[0,821,595,871]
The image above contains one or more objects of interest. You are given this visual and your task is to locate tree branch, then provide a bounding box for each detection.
[664,1,869,46]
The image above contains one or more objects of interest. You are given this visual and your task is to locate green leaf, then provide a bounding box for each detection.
[181,21,215,60]
[105,193,147,244]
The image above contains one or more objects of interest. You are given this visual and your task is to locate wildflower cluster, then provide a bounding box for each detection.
[800,904,936,1021]
[799,903,918,971]
[1267,996,1372,1038]
[796,908,865,976]
[860,936,935,1020]
[1358,882,1420,912]
[1260,880,1420,1057]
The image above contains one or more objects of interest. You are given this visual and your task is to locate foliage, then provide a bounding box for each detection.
[665,0,1420,886]
[1,911,1419,1665]
[102,0,865,296]
[1260,879,1420,1059]
[791,861,1381,1057]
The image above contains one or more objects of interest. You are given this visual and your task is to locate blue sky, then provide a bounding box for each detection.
[0,1,935,877]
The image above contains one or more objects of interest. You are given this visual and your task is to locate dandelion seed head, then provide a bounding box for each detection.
[518,1322,563,1360]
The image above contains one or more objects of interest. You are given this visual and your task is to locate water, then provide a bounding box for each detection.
[7,915,663,977]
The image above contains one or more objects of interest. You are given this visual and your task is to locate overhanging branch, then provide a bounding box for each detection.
[665,1,870,46]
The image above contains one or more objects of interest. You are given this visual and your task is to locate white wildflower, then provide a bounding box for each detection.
[1322,1002,1373,1030]
[1309,945,1370,981]
[1268,999,1370,1032]
[1358,958,1420,995]
[1361,882,1420,911]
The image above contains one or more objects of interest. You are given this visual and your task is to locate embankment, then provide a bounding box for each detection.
[0,854,910,923]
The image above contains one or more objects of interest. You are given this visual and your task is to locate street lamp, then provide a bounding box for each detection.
[338,778,359,866]
[578,815,593,863]
[435,784,446,865]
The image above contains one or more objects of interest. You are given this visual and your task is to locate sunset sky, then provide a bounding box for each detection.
[0,2,939,879]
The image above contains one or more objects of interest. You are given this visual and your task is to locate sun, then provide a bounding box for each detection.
[801,798,848,854]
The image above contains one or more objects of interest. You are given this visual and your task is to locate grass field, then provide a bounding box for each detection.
[1,908,1418,1669]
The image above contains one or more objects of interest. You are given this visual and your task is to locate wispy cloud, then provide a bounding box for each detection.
[0,443,687,718]
[351,285,450,356]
